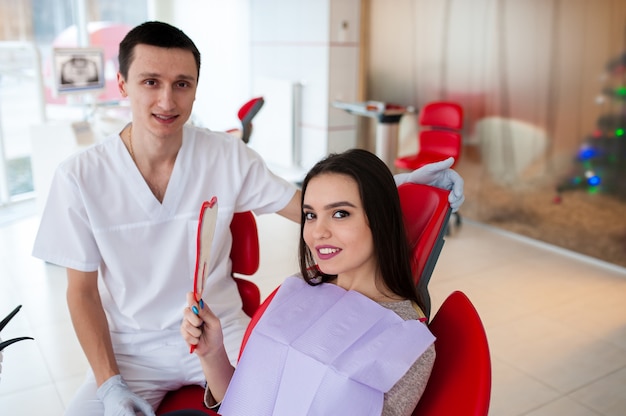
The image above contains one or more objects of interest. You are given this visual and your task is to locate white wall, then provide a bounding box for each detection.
[248,0,361,177]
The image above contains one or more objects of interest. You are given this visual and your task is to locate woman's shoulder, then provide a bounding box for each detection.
[380,300,425,321]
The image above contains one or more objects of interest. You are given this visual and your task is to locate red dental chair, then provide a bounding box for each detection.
[394,101,463,172]
[395,101,463,232]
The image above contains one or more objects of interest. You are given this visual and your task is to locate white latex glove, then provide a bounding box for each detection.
[394,157,465,212]
[96,374,155,416]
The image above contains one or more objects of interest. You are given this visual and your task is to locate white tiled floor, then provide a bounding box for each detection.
[1,207,625,415]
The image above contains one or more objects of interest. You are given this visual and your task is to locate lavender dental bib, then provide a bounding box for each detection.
[219,276,435,416]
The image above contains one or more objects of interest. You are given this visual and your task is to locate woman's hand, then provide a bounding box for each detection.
[180,292,224,357]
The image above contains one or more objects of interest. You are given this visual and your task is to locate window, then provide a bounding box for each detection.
[0,0,147,217]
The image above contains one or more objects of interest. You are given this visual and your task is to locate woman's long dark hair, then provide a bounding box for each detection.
[298,149,423,309]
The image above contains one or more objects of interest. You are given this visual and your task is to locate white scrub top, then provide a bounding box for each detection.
[32,125,296,357]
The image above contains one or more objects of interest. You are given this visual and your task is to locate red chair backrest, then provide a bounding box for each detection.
[418,130,462,164]
[412,291,492,416]
[238,286,278,361]
[237,97,265,144]
[237,97,265,122]
[398,183,451,318]
[229,211,261,318]
[419,101,463,131]
[230,211,260,276]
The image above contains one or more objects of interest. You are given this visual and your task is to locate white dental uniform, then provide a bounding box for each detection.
[32,125,296,414]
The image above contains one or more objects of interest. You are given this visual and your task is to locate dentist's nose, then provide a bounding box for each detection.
[157,86,175,111]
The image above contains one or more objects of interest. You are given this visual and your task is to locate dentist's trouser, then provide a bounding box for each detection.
[64,323,245,416]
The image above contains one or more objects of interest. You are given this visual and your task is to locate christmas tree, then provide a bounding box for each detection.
[557,51,626,200]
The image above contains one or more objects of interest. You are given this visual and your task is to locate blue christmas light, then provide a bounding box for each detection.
[577,146,597,160]
[587,175,601,186]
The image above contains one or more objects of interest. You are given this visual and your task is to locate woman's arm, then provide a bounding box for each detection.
[383,343,436,416]
[180,292,235,404]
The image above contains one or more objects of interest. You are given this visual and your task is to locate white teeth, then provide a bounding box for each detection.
[319,248,338,254]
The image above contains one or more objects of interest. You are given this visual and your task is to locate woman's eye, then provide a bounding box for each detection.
[333,210,349,219]
[304,212,315,221]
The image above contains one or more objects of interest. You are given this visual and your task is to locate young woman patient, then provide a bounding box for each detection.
[176,149,436,416]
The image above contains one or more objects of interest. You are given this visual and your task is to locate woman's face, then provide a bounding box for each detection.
[302,173,377,280]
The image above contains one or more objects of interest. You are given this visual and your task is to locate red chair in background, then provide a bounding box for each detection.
[396,102,463,231]
[412,291,491,416]
[395,101,463,171]
[398,183,452,319]
[156,211,261,415]
[225,97,265,144]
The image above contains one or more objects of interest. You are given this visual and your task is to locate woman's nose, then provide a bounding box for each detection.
[311,219,331,239]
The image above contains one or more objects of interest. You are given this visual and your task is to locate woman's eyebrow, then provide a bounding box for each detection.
[303,201,357,210]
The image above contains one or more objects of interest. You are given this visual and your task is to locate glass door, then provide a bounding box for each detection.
[0,42,46,204]
[0,0,147,223]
